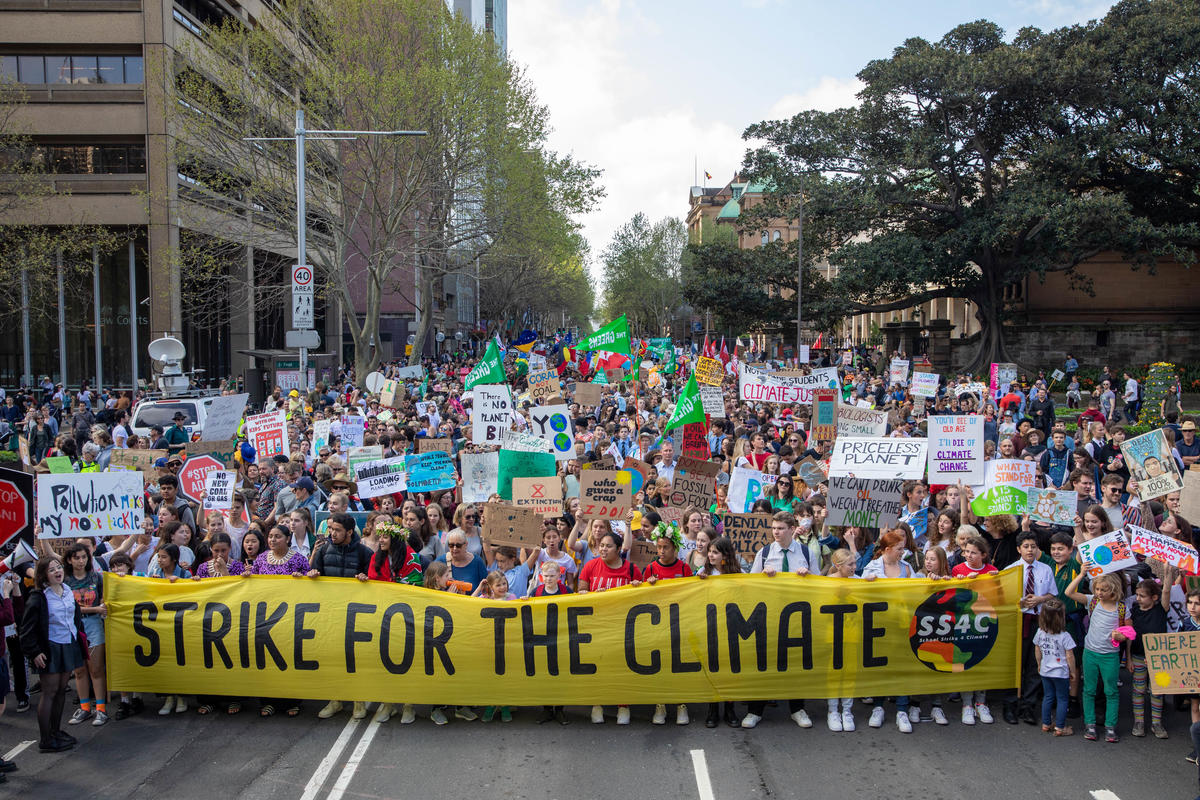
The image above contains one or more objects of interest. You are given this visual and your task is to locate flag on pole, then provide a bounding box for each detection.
[464,340,506,390]
[664,374,705,430]
[718,337,730,366]
[704,171,712,180]
[577,315,632,357]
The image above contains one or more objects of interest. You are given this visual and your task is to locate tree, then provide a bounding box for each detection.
[740,1,1200,371]
[600,214,687,336]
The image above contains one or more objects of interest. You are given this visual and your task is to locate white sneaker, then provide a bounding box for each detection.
[69,707,94,725]
[896,712,912,733]
[430,708,448,725]
[616,707,631,725]
[931,706,948,726]
[92,710,109,726]
[652,704,667,725]
[174,696,188,714]
[827,711,843,732]
[961,704,976,725]
[400,704,416,724]
[842,710,855,732]
[741,713,762,729]
[455,706,478,721]
[317,700,343,719]
[159,696,175,716]
[676,705,689,725]
[975,703,994,724]
[907,707,921,724]
[352,702,368,720]
[375,703,394,722]
[790,709,813,728]
[591,705,604,724]
[868,707,885,728]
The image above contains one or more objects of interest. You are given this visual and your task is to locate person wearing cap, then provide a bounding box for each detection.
[164,412,190,455]
[323,473,363,511]
[1178,419,1200,469]
[291,476,321,517]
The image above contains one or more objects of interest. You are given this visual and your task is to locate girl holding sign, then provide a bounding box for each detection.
[1065,571,1127,743]
[577,530,640,726]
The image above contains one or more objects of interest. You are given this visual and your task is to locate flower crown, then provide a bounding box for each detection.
[376,521,411,540]
[648,520,683,550]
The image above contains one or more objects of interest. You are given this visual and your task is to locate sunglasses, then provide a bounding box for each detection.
[464,515,479,522]
[448,542,465,548]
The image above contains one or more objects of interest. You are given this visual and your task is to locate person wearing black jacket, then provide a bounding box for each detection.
[19,554,88,753]
[0,572,18,779]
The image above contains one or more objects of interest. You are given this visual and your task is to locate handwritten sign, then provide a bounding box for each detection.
[836,406,888,438]
[45,456,73,474]
[680,422,708,460]
[36,472,145,539]
[668,456,719,510]
[1051,369,1066,383]
[528,369,562,402]
[694,356,724,386]
[889,358,910,386]
[826,477,903,528]
[497,449,556,501]
[727,466,778,513]
[202,470,236,511]
[460,451,499,503]
[574,382,603,406]
[699,384,724,417]
[482,504,545,549]
[579,470,632,519]
[738,364,825,405]
[1026,488,1076,526]
[379,378,403,408]
[1121,428,1184,501]
[312,419,331,460]
[355,456,408,498]
[111,449,168,482]
[1144,632,1200,695]
[202,393,248,441]
[244,410,287,458]
[502,429,551,454]
[627,538,658,569]
[721,513,774,565]
[472,385,513,444]
[418,437,454,455]
[911,371,940,398]
[1077,529,1137,577]
[927,415,985,485]
[529,404,575,462]
[1128,524,1199,573]
[339,414,365,448]
[405,451,456,493]
[969,459,1036,516]
[812,389,838,442]
[828,438,928,480]
[512,477,563,517]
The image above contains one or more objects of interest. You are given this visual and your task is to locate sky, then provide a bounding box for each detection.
[508,0,1117,284]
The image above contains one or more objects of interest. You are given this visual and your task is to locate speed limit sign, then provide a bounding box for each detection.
[292,263,314,328]
[293,264,313,285]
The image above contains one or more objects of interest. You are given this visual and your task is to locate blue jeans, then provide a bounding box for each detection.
[1041,675,1069,728]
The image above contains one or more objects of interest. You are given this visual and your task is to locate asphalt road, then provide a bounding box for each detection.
[1,691,1194,800]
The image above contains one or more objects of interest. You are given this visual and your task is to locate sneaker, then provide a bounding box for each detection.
[454,706,478,721]
[114,701,131,721]
[482,706,497,723]
[676,705,689,725]
[430,708,448,725]
[961,705,976,726]
[616,707,631,725]
[500,707,513,723]
[1084,724,1098,741]
[862,697,874,704]
[92,710,109,727]
[907,707,921,724]
[1152,723,1168,739]
[841,710,855,732]
[868,707,885,728]
[741,713,762,729]
[174,696,187,714]
[931,707,948,726]
[591,705,604,724]
[352,702,367,720]
[556,708,569,725]
[827,711,843,732]
[790,709,813,728]
[975,703,994,724]
[376,704,394,723]
[652,704,667,725]
[68,708,94,725]
[1105,727,1119,743]
[159,696,175,716]
[1186,750,1198,764]
[317,701,343,719]
[0,757,15,773]
[15,698,29,713]
[896,712,912,733]
[1132,721,1145,737]
[400,704,416,724]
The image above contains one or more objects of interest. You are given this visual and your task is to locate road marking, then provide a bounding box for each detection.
[3,741,34,761]
[1090,791,1122,800]
[326,706,386,800]
[298,711,365,800]
[690,749,716,800]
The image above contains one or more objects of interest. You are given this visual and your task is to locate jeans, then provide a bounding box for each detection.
[1083,649,1120,727]
[1041,676,1070,728]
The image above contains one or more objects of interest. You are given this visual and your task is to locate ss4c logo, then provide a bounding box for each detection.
[909,588,998,672]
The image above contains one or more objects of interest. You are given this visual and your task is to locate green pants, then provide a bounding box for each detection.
[1082,648,1120,727]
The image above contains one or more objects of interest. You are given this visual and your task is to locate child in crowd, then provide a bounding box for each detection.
[1066,571,1127,743]
[479,572,515,723]
[949,533,996,724]
[643,522,691,726]
[825,549,858,732]
[697,536,742,728]
[1034,598,1076,736]
[1129,578,1169,739]
[536,524,577,591]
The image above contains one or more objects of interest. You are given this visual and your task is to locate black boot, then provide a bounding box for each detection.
[1003,702,1019,725]
[723,702,739,728]
[705,704,719,728]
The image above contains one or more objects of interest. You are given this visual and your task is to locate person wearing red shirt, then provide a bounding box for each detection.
[642,523,693,726]
[577,530,641,725]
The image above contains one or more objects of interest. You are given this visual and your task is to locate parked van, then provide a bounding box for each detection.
[129,398,216,443]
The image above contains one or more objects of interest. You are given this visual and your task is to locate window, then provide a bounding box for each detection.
[2,144,147,174]
[761,231,768,246]
[772,230,781,241]
[70,56,98,84]
[0,54,143,85]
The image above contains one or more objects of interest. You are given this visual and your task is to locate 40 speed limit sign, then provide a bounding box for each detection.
[292,264,314,328]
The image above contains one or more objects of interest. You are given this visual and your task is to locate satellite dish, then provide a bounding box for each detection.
[364,371,386,393]
[454,331,463,341]
[148,337,186,363]
[435,332,445,343]
[407,334,416,345]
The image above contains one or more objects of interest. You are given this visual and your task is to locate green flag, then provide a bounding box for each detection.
[664,374,705,430]
[577,315,632,357]
[464,341,506,390]
[662,347,677,375]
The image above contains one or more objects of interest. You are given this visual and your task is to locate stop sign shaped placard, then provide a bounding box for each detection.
[178,455,224,503]
[0,478,28,546]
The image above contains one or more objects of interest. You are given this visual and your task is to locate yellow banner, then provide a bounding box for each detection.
[105,569,1022,705]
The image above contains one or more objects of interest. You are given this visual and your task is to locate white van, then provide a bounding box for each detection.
[129,398,215,443]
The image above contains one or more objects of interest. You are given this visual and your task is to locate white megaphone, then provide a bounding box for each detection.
[0,541,36,576]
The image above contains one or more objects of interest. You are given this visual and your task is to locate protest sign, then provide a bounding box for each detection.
[512,477,563,517]
[699,384,725,417]
[680,422,709,460]
[727,466,778,513]
[311,419,331,460]
[37,472,144,539]
[502,429,551,454]
[347,446,384,479]
[826,477,903,528]
[393,365,423,381]
[582,455,617,472]
[836,406,888,438]
[927,415,985,485]
[604,367,627,385]
[200,393,248,442]
[627,539,658,569]
[529,404,575,461]
[418,437,454,455]
[574,382,603,407]
[1128,524,1200,573]
[1026,488,1076,526]
[792,456,828,487]
[668,456,719,509]
[721,513,774,565]
[828,438,928,480]
[1121,429,1184,501]
[1051,369,1066,383]
[694,356,724,386]
[527,369,561,402]
[739,364,825,405]
[482,504,545,549]
[405,451,456,493]
[44,456,72,474]
[812,389,837,441]
[579,470,632,519]
[182,441,238,469]
[955,382,989,399]
[111,449,168,482]
[621,457,654,495]
[911,371,940,399]
[1182,471,1200,529]
[339,415,365,449]
[379,378,403,408]
[1077,529,1137,577]
[969,459,1036,516]
[889,359,910,386]
[811,367,840,390]
[244,410,287,458]
[498,449,557,501]
[355,456,408,498]
[201,470,236,511]
[415,401,438,419]
[1143,632,1200,695]
[460,451,499,503]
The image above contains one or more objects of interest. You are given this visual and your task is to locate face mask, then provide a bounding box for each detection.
[798,518,813,532]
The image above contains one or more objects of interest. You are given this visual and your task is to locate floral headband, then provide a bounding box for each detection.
[376,521,412,540]
[648,520,682,550]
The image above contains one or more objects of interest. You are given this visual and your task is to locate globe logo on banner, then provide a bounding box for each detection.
[908,588,998,672]
[1090,546,1114,566]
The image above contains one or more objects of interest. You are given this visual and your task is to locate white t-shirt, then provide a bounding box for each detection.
[1033,629,1075,679]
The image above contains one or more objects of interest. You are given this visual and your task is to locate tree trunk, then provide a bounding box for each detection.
[408,263,435,366]
[965,277,1017,375]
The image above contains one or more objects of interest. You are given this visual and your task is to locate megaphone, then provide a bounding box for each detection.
[0,540,36,576]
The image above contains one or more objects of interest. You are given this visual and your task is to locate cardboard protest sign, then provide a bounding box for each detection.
[812,389,838,442]
[200,393,248,442]
[811,367,839,390]
[502,429,551,453]
[1128,524,1200,573]
[460,451,499,503]
[244,410,287,458]
[1026,488,1076,526]
[721,513,774,565]
[739,364,825,405]
[579,470,633,519]
[498,449,557,501]
[379,378,403,408]
[889,358,910,386]
[355,456,408,498]
[529,404,575,461]
[604,367,627,384]
[574,382,603,407]
[1182,471,1200,531]
[405,451,456,493]
[699,384,725,417]
[1051,369,1066,383]
[727,466,778,513]
[694,356,724,386]
[828,438,928,480]
[482,504,545,549]
[202,470,237,511]
[826,477,903,528]
[627,538,658,569]
[969,459,1036,516]
[681,422,709,460]
[1143,632,1200,694]
[582,455,617,472]
[112,449,170,481]
[836,406,888,438]
[36,472,145,539]
[668,456,719,510]
[927,415,985,485]
[347,445,384,479]
[512,477,563,517]
[1121,429,1184,501]
[418,437,454,455]
[528,369,561,402]
[46,458,74,476]
[911,371,940,399]
[1077,529,1137,577]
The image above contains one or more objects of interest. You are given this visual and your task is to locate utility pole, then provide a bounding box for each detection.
[796,171,804,361]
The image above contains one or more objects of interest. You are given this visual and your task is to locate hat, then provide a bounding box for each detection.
[167,454,183,465]
[172,411,187,421]
[322,472,358,495]
[289,389,299,397]
[239,442,257,465]
[292,476,317,493]
[1182,421,1197,432]
[153,457,169,468]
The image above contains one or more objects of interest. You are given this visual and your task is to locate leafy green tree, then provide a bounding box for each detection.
[600,214,687,336]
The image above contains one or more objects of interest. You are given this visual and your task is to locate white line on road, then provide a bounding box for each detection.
[298,711,366,800]
[326,705,387,800]
[1090,791,1122,800]
[3,741,34,761]
[690,749,716,800]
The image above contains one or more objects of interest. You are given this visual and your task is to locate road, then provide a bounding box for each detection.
[1,693,1193,799]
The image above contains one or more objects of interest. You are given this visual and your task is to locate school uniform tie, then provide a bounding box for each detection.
[1025,564,1034,597]
[781,546,790,573]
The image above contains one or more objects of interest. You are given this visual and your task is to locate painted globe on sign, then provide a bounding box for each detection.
[553,433,571,451]
[549,414,568,433]
[908,588,999,672]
